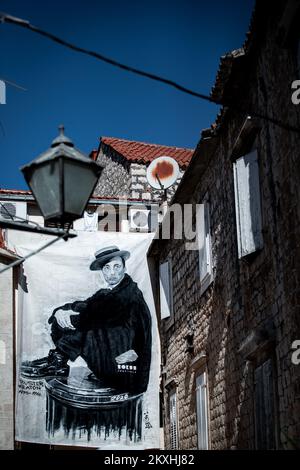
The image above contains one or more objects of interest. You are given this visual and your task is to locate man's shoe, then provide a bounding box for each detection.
[21,349,57,369]
[21,363,70,379]
[21,350,69,379]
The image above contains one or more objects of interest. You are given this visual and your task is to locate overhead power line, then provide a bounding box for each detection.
[0,12,213,102]
[0,77,27,91]
[0,12,299,134]
[0,233,68,274]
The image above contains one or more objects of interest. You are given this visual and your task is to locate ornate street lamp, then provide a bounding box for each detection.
[0,126,103,274]
[21,125,103,228]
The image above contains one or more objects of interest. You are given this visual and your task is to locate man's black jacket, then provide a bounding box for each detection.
[49,274,152,393]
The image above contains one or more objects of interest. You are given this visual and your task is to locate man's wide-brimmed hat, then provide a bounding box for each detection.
[89,245,130,271]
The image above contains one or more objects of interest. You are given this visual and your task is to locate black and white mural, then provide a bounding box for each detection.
[11,231,159,449]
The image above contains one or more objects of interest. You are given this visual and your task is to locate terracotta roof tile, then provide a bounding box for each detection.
[89,150,98,161]
[210,48,245,103]
[210,1,265,104]
[100,137,194,169]
[0,189,32,195]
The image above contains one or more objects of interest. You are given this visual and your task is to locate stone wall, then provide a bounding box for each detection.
[94,145,131,198]
[130,163,183,202]
[155,2,300,450]
[0,261,15,449]
[94,144,184,202]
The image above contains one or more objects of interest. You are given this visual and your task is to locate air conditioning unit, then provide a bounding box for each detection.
[128,208,150,231]
[0,201,27,222]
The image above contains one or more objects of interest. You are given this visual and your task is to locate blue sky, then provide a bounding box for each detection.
[0,0,254,189]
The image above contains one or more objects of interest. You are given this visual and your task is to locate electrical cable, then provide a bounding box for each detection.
[0,233,67,274]
[1,12,299,133]
[0,76,27,91]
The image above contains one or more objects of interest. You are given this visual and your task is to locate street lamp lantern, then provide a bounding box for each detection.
[21,125,102,227]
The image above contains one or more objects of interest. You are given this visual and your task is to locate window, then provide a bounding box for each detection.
[233,149,263,258]
[159,259,173,319]
[169,390,178,449]
[254,359,276,449]
[196,372,209,449]
[196,199,213,293]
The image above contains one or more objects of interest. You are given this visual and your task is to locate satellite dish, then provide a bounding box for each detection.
[146,156,179,190]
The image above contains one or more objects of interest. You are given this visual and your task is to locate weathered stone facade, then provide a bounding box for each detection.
[0,250,17,450]
[130,163,184,202]
[94,145,131,198]
[149,1,300,450]
[94,140,189,202]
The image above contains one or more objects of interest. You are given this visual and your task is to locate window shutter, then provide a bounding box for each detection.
[197,202,212,284]
[169,391,178,449]
[233,150,263,258]
[254,359,276,449]
[196,372,209,449]
[159,260,172,319]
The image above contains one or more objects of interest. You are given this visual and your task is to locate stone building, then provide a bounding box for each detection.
[0,233,19,449]
[148,0,300,450]
[91,137,193,202]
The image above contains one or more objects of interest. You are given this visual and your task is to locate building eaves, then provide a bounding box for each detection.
[148,129,218,257]
[210,0,277,106]
[210,48,245,104]
[0,188,158,206]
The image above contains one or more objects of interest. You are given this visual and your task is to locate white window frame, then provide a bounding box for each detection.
[169,389,178,450]
[196,372,209,450]
[233,149,263,258]
[197,198,213,294]
[159,258,173,320]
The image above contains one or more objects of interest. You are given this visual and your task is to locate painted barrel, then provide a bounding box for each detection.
[45,367,143,442]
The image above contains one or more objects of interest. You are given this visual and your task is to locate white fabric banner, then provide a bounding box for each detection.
[10,231,159,449]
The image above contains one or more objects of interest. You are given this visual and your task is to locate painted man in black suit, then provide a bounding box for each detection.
[22,246,152,394]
